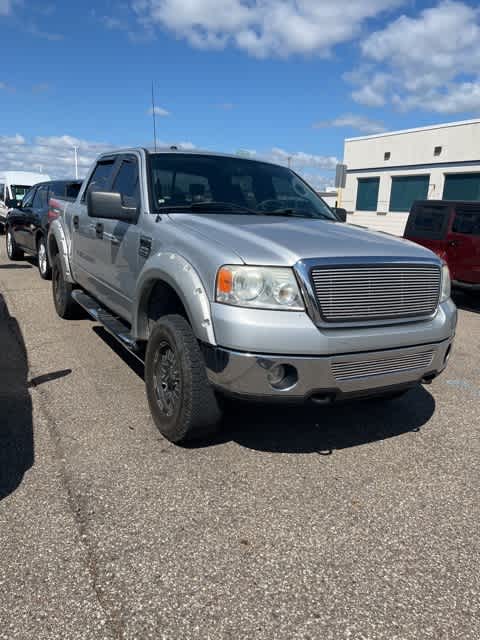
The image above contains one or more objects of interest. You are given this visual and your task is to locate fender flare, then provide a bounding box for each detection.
[47,220,75,283]
[133,252,216,345]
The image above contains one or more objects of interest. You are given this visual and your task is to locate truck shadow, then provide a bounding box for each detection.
[0,295,34,500]
[213,386,435,454]
[89,324,435,454]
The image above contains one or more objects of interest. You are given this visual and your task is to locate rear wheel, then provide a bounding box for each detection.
[37,236,51,280]
[6,228,23,260]
[52,255,78,319]
[145,314,222,444]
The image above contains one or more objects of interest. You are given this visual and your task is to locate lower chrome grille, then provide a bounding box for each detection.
[310,264,441,323]
[332,351,434,381]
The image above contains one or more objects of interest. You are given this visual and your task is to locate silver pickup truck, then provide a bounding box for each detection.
[48,148,457,443]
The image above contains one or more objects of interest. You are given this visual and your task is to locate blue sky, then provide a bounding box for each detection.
[1,0,480,186]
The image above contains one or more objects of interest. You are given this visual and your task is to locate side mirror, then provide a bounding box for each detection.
[333,207,347,222]
[87,191,137,222]
[5,197,18,209]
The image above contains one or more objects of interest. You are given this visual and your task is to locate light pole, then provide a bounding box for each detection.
[73,146,79,179]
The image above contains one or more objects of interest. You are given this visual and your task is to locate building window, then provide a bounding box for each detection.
[384,152,391,161]
[434,146,442,156]
[356,177,380,211]
[443,173,480,201]
[389,175,430,212]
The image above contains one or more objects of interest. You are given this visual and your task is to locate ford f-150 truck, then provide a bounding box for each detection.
[48,148,457,443]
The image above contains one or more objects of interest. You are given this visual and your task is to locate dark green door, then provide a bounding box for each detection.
[356,178,380,211]
[443,173,480,201]
[389,175,430,212]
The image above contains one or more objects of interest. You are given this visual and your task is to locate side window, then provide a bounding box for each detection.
[112,159,140,207]
[33,185,49,209]
[452,208,480,235]
[66,182,81,200]
[407,205,450,239]
[49,181,65,198]
[82,160,116,202]
[21,187,36,208]
[0,183,4,202]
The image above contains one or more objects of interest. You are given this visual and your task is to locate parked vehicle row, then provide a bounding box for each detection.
[44,147,456,444]
[404,200,480,292]
[0,171,50,228]
[4,179,82,278]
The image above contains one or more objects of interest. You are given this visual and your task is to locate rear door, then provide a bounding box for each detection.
[447,205,480,284]
[404,202,452,260]
[95,154,142,319]
[71,157,117,298]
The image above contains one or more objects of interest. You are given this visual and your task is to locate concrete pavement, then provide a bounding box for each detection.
[0,244,479,639]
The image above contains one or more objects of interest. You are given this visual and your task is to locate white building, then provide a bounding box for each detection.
[341,119,480,236]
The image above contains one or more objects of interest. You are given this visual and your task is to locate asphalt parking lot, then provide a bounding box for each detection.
[0,243,479,640]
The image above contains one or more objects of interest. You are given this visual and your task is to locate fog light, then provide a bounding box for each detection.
[267,365,286,386]
[266,364,298,390]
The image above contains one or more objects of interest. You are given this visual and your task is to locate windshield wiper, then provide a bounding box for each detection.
[260,208,333,220]
[158,201,258,214]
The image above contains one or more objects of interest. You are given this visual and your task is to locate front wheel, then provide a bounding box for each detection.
[52,255,78,319]
[6,228,24,260]
[37,236,51,279]
[145,314,222,444]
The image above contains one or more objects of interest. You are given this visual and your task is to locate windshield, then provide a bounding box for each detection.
[148,154,337,220]
[11,185,31,201]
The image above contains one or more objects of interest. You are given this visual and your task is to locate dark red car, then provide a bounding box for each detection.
[404,200,480,292]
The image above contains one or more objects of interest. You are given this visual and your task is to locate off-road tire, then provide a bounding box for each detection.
[145,314,222,444]
[6,228,23,260]
[52,255,78,319]
[37,236,51,280]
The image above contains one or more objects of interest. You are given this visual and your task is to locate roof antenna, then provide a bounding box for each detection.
[151,80,158,152]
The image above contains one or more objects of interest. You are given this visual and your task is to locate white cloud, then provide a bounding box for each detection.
[266,147,338,170]
[351,1,480,113]
[148,106,170,116]
[0,134,115,179]
[131,0,404,57]
[314,114,386,134]
[0,81,15,92]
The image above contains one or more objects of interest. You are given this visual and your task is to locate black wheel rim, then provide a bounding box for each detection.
[152,341,181,417]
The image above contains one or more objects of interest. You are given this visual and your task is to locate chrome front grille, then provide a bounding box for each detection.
[332,351,434,381]
[310,264,441,323]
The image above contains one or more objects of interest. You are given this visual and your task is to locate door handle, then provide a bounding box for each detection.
[95,223,104,237]
[73,216,79,229]
[449,240,460,247]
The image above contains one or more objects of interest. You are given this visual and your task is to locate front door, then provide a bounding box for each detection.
[10,186,37,249]
[447,205,480,284]
[24,184,49,251]
[95,155,142,320]
[71,157,118,299]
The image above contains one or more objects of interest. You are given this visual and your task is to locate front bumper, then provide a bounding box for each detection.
[203,337,454,403]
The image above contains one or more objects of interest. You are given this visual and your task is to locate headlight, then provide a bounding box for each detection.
[216,266,304,310]
[440,263,451,302]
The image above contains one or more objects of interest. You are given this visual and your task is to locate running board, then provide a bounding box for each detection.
[72,290,143,361]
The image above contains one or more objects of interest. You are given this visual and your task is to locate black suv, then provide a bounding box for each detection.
[5,179,82,279]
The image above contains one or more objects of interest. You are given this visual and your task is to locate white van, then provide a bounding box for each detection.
[0,171,51,225]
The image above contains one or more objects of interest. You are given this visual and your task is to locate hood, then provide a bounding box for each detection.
[169,213,438,266]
